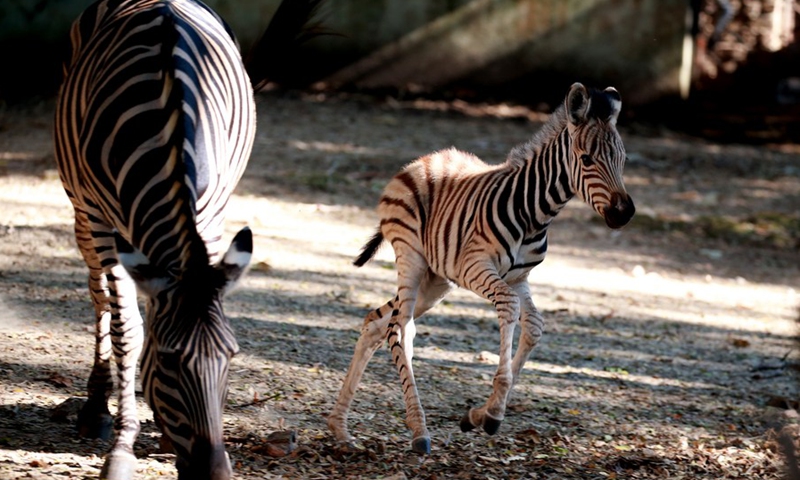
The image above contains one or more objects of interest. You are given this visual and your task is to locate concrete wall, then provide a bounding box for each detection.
[0,0,687,106]
[324,0,688,106]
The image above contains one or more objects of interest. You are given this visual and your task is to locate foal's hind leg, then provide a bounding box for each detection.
[328,298,396,445]
[329,268,453,451]
[394,268,453,454]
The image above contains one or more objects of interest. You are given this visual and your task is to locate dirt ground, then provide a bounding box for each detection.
[0,90,799,479]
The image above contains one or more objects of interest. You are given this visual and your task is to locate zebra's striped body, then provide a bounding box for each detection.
[328,83,635,454]
[54,1,254,478]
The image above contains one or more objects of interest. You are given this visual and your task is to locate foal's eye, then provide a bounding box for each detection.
[580,154,594,167]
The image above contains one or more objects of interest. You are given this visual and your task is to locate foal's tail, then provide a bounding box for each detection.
[353,229,383,267]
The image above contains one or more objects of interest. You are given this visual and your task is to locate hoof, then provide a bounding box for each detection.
[483,416,502,435]
[77,403,114,440]
[459,410,476,432]
[411,436,431,455]
[333,440,359,453]
[158,433,175,454]
[100,450,137,480]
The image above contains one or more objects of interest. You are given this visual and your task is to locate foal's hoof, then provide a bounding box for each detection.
[459,409,476,432]
[100,450,137,480]
[411,436,431,455]
[482,416,502,435]
[459,409,503,435]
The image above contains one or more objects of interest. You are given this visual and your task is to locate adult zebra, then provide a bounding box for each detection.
[54,0,322,478]
[328,83,636,454]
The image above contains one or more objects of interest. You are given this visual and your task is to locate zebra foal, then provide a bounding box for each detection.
[328,83,635,454]
[54,0,321,478]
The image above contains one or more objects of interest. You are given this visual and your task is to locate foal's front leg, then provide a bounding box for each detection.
[460,267,519,435]
[506,280,544,403]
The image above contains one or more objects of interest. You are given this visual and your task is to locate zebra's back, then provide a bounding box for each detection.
[377,147,532,284]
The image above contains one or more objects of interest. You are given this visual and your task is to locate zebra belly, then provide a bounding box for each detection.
[502,236,548,283]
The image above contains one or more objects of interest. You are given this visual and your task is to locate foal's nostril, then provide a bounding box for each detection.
[622,194,635,216]
[604,193,635,229]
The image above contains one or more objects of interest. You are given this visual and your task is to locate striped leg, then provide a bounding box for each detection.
[386,256,429,454]
[384,252,464,454]
[69,205,144,479]
[328,298,395,445]
[99,260,144,479]
[505,280,544,404]
[329,266,452,454]
[460,266,520,435]
[73,209,114,440]
[398,269,453,454]
[100,260,145,480]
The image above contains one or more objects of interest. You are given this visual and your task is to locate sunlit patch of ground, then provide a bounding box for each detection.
[1,92,798,479]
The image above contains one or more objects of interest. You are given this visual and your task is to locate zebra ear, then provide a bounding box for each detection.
[566,82,590,125]
[114,231,173,296]
[217,226,253,295]
[603,86,622,125]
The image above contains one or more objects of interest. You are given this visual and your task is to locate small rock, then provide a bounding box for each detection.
[476,351,499,364]
[253,430,297,457]
[700,249,723,260]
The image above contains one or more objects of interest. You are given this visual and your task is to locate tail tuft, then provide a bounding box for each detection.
[353,230,384,267]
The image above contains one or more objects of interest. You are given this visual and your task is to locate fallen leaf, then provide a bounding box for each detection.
[730,338,750,348]
[46,373,73,388]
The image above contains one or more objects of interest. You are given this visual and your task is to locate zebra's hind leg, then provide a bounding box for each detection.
[384,255,432,454]
[77,293,114,440]
[71,209,115,440]
[328,298,396,446]
[460,267,519,436]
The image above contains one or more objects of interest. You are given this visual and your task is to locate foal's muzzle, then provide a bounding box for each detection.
[603,193,635,229]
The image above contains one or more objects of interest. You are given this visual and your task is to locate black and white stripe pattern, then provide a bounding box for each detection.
[328,83,635,454]
[54,1,254,479]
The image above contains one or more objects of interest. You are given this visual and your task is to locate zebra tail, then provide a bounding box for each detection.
[244,0,332,90]
[353,229,384,267]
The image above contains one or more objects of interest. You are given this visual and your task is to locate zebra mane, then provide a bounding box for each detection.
[505,104,569,168]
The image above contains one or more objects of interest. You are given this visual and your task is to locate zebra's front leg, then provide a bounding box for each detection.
[99,263,144,480]
[328,299,395,445]
[461,270,519,435]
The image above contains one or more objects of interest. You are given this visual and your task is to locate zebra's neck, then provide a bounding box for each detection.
[505,107,575,237]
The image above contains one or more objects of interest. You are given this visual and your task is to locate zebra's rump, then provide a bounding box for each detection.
[56,0,255,267]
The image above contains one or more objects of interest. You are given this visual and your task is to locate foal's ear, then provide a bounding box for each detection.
[114,231,173,296]
[566,82,590,126]
[603,86,622,125]
[217,227,253,295]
